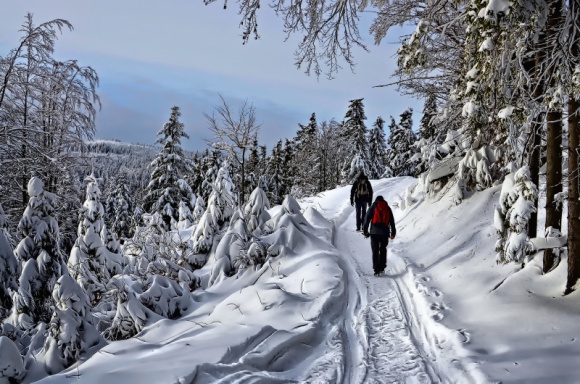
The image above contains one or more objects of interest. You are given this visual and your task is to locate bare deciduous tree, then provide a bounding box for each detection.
[204,95,260,205]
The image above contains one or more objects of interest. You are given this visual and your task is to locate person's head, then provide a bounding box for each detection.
[375,195,385,203]
[358,171,365,179]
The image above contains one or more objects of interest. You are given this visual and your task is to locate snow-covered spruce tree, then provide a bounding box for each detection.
[200,149,222,204]
[54,168,82,255]
[37,275,102,375]
[143,106,193,230]
[67,175,119,306]
[266,140,285,205]
[208,209,251,286]
[0,204,19,321]
[110,173,134,240]
[341,98,370,182]
[317,119,346,190]
[177,200,195,230]
[292,113,320,196]
[11,177,65,329]
[387,108,418,177]
[191,161,237,254]
[414,95,439,175]
[419,94,438,141]
[495,166,538,265]
[244,187,271,234]
[245,139,260,194]
[192,195,205,225]
[368,116,388,179]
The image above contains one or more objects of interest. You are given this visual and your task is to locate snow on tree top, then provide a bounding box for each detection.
[28,177,44,197]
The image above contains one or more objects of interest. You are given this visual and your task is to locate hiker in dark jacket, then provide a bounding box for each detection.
[363,195,396,276]
[350,171,373,231]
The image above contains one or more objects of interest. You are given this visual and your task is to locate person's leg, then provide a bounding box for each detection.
[370,235,380,274]
[362,201,368,225]
[355,201,363,230]
[379,236,388,273]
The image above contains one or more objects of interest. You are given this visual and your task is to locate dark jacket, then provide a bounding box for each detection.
[350,175,373,204]
[363,198,396,238]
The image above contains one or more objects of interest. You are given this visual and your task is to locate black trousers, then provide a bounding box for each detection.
[370,234,389,273]
[355,201,368,230]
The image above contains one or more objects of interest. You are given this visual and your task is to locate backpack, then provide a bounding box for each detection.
[357,179,369,197]
[372,201,390,226]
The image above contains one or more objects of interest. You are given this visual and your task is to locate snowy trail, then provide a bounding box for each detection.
[328,177,480,384]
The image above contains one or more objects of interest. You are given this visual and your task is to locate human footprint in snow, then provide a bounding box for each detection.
[362,195,396,276]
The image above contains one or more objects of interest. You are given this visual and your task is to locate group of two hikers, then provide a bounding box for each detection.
[350,171,396,277]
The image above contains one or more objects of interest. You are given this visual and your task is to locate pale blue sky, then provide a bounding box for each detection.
[0,0,421,152]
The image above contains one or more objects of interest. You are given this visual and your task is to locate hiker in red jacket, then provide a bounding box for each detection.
[362,195,396,276]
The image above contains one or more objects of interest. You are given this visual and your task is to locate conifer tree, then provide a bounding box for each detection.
[0,204,19,321]
[342,98,370,181]
[368,116,388,179]
[11,177,65,329]
[293,113,320,195]
[419,95,438,141]
[110,173,134,240]
[495,166,538,265]
[68,175,121,306]
[267,140,285,205]
[39,275,101,374]
[244,187,271,233]
[282,139,296,198]
[246,138,261,194]
[191,161,237,253]
[387,109,418,177]
[144,106,193,230]
[192,196,206,225]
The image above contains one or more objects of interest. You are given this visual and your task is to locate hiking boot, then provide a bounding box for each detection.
[373,272,379,277]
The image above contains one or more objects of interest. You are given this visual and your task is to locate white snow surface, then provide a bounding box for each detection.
[35,177,580,383]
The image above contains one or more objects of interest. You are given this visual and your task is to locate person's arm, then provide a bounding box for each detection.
[350,181,358,205]
[368,179,373,203]
[388,207,396,239]
[363,204,374,234]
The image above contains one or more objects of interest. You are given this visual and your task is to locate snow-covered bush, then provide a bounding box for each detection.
[494,165,538,264]
[139,275,192,319]
[233,241,269,271]
[0,335,26,382]
[102,275,157,341]
[454,145,503,204]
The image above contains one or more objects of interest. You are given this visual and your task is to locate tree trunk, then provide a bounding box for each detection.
[565,0,580,294]
[527,23,547,238]
[543,109,564,273]
[566,97,580,293]
[542,0,564,274]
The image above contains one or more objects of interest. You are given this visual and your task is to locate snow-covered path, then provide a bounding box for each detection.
[313,177,483,384]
